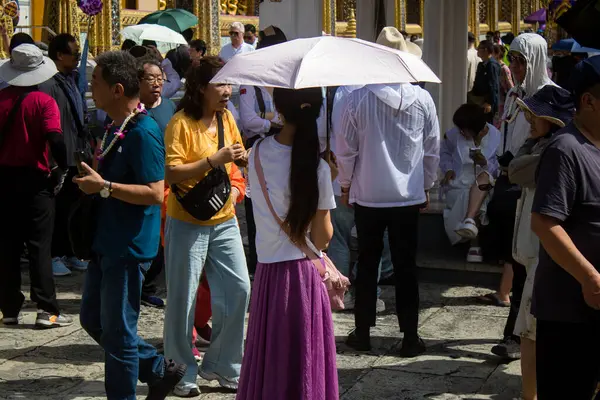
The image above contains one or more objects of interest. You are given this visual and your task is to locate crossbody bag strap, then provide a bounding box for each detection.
[55,77,87,138]
[254,86,266,119]
[253,139,326,275]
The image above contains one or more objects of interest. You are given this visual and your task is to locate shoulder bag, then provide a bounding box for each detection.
[171,112,231,221]
[253,139,350,310]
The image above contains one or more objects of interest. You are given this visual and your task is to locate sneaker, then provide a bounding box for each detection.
[399,336,426,357]
[141,294,165,308]
[466,247,484,263]
[198,369,239,391]
[52,257,71,277]
[172,383,200,398]
[343,292,355,310]
[192,346,202,362]
[1,313,22,325]
[35,311,73,328]
[491,338,521,360]
[64,256,88,271]
[345,328,372,351]
[376,298,386,313]
[146,359,187,400]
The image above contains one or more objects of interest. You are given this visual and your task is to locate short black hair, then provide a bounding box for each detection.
[400,30,408,38]
[189,39,207,56]
[182,28,194,43]
[486,31,494,37]
[453,104,487,134]
[503,32,515,45]
[48,33,77,60]
[9,32,34,53]
[244,24,256,34]
[468,32,476,44]
[137,56,163,79]
[121,39,137,51]
[478,39,494,54]
[142,40,158,48]
[95,51,140,98]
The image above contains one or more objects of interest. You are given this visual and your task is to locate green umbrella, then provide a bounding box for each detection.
[138,8,198,33]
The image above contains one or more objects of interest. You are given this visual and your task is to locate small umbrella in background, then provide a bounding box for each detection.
[551,38,600,53]
[138,8,198,33]
[121,24,187,54]
[524,8,546,23]
[211,36,440,89]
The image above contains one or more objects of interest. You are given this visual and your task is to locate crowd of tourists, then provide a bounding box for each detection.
[0,20,599,400]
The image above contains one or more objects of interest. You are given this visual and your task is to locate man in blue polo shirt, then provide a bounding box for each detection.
[73,50,185,400]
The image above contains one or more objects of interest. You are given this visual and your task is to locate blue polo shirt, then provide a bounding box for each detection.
[93,114,165,261]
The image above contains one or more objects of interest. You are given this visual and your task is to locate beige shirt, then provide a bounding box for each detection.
[467,47,481,92]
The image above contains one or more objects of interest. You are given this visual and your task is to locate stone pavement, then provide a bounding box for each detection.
[0,270,522,400]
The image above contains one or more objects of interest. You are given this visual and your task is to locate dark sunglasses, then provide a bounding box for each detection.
[229,31,241,36]
[508,53,526,64]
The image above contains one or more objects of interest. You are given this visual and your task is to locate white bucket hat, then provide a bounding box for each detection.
[376,26,423,59]
[0,44,57,87]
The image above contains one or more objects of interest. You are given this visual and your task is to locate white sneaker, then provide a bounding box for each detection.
[64,256,88,271]
[376,298,386,313]
[198,369,239,390]
[52,257,71,277]
[466,247,484,263]
[173,383,200,397]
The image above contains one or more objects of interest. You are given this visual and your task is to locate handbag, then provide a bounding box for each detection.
[253,139,350,310]
[171,112,231,221]
[68,194,99,260]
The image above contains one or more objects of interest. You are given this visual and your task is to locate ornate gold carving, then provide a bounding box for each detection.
[469,0,481,41]
[196,0,220,55]
[345,7,356,36]
[158,0,167,10]
[0,15,13,58]
[219,14,257,36]
[237,0,249,15]
[323,0,336,34]
[511,0,521,35]
[121,9,150,26]
[226,0,238,15]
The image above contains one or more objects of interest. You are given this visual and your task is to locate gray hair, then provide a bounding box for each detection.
[95,50,140,98]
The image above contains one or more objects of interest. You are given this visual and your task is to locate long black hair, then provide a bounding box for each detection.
[273,87,324,245]
[177,56,224,120]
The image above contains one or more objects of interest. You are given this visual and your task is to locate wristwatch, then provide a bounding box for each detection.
[100,180,113,198]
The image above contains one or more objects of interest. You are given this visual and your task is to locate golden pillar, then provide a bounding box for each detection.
[419,0,425,34]
[487,0,498,31]
[194,0,220,55]
[511,0,521,35]
[469,0,480,40]
[395,0,407,31]
[323,0,337,35]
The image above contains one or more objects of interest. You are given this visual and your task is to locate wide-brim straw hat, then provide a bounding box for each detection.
[0,44,57,87]
[516,84,575,128]
[376,27,422,59]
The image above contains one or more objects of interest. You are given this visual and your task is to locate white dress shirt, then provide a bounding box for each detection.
[467,47,481,93]
[219,42,254,63]
[336,84,440,208]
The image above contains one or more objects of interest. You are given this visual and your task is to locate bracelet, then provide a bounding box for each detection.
[207,156,215,169]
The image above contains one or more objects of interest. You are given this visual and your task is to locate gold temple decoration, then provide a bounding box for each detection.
[0,15,13,59]
[394,0,406,31]
[195,0,220,55]
[469,0,480,40]
[158,0,167,10]
[237,0,250,15]
[226,0,238,15]
[344,7,356,37]
[322,0,336,35]
[487,0,499,31]
[511,0,521,35]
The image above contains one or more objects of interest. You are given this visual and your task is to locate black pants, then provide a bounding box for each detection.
[0,167,60,316]
[142,244,164,296]
[244,197,258,274]
[354,204,420,336]
[503,261,527,340]
[537,319,600,399]
[52,167,81,258]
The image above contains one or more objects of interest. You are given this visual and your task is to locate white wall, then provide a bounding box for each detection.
[423,0,468,134]
[259,0,322,40]
[356,0,397,42]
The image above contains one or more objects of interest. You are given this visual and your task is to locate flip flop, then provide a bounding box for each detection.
[476,292,510,307]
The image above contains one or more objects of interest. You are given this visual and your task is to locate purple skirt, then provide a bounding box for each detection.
[236,258,339,400]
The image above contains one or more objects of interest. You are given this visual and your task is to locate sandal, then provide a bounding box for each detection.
[455,218,479,239]
[476,292,510,307]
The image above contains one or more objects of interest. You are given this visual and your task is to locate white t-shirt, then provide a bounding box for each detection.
[248,136,336,264]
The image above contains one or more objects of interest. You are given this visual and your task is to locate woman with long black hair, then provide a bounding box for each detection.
[237,88,338,399]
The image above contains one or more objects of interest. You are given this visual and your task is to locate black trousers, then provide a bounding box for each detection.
[142,244,164,296]
[503,261,527,340]
[537,319,600,400]
[0,167,60,316]
[52,167,81,258]
[244,197,258,274]
[354,204,420,336]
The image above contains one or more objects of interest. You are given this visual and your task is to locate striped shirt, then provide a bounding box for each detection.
[335,84,440,208]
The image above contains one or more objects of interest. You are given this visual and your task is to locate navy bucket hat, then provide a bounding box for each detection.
[516,85,575,127]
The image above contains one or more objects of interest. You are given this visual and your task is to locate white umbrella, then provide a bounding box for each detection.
[211,36,441,88]
[120,24,187,53]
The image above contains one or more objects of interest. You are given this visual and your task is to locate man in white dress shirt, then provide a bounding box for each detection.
[219,22,254,63]
[337,27,440,358]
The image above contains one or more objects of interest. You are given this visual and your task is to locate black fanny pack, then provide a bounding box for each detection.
[171,112,231,221]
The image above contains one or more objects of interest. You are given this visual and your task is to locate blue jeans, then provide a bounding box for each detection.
[328,196,393,296]
[164,216,250,387]
[80,256,165,400]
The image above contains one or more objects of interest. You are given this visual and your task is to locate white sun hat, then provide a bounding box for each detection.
[0,44,57,87]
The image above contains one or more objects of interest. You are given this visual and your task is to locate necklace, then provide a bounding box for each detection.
[96,103,146,160]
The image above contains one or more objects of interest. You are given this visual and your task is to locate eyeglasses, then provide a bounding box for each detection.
[229,31,241,37]
[508,53,526,64]
[142,76,164,85]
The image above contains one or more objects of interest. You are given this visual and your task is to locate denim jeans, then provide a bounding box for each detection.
[328,196,393,296]
[164,216,250,387]
[80,255,165,400]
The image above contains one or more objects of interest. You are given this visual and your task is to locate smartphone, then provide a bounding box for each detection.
[74,151,87,177]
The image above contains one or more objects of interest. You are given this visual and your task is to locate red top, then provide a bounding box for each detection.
[0,86,62,173]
